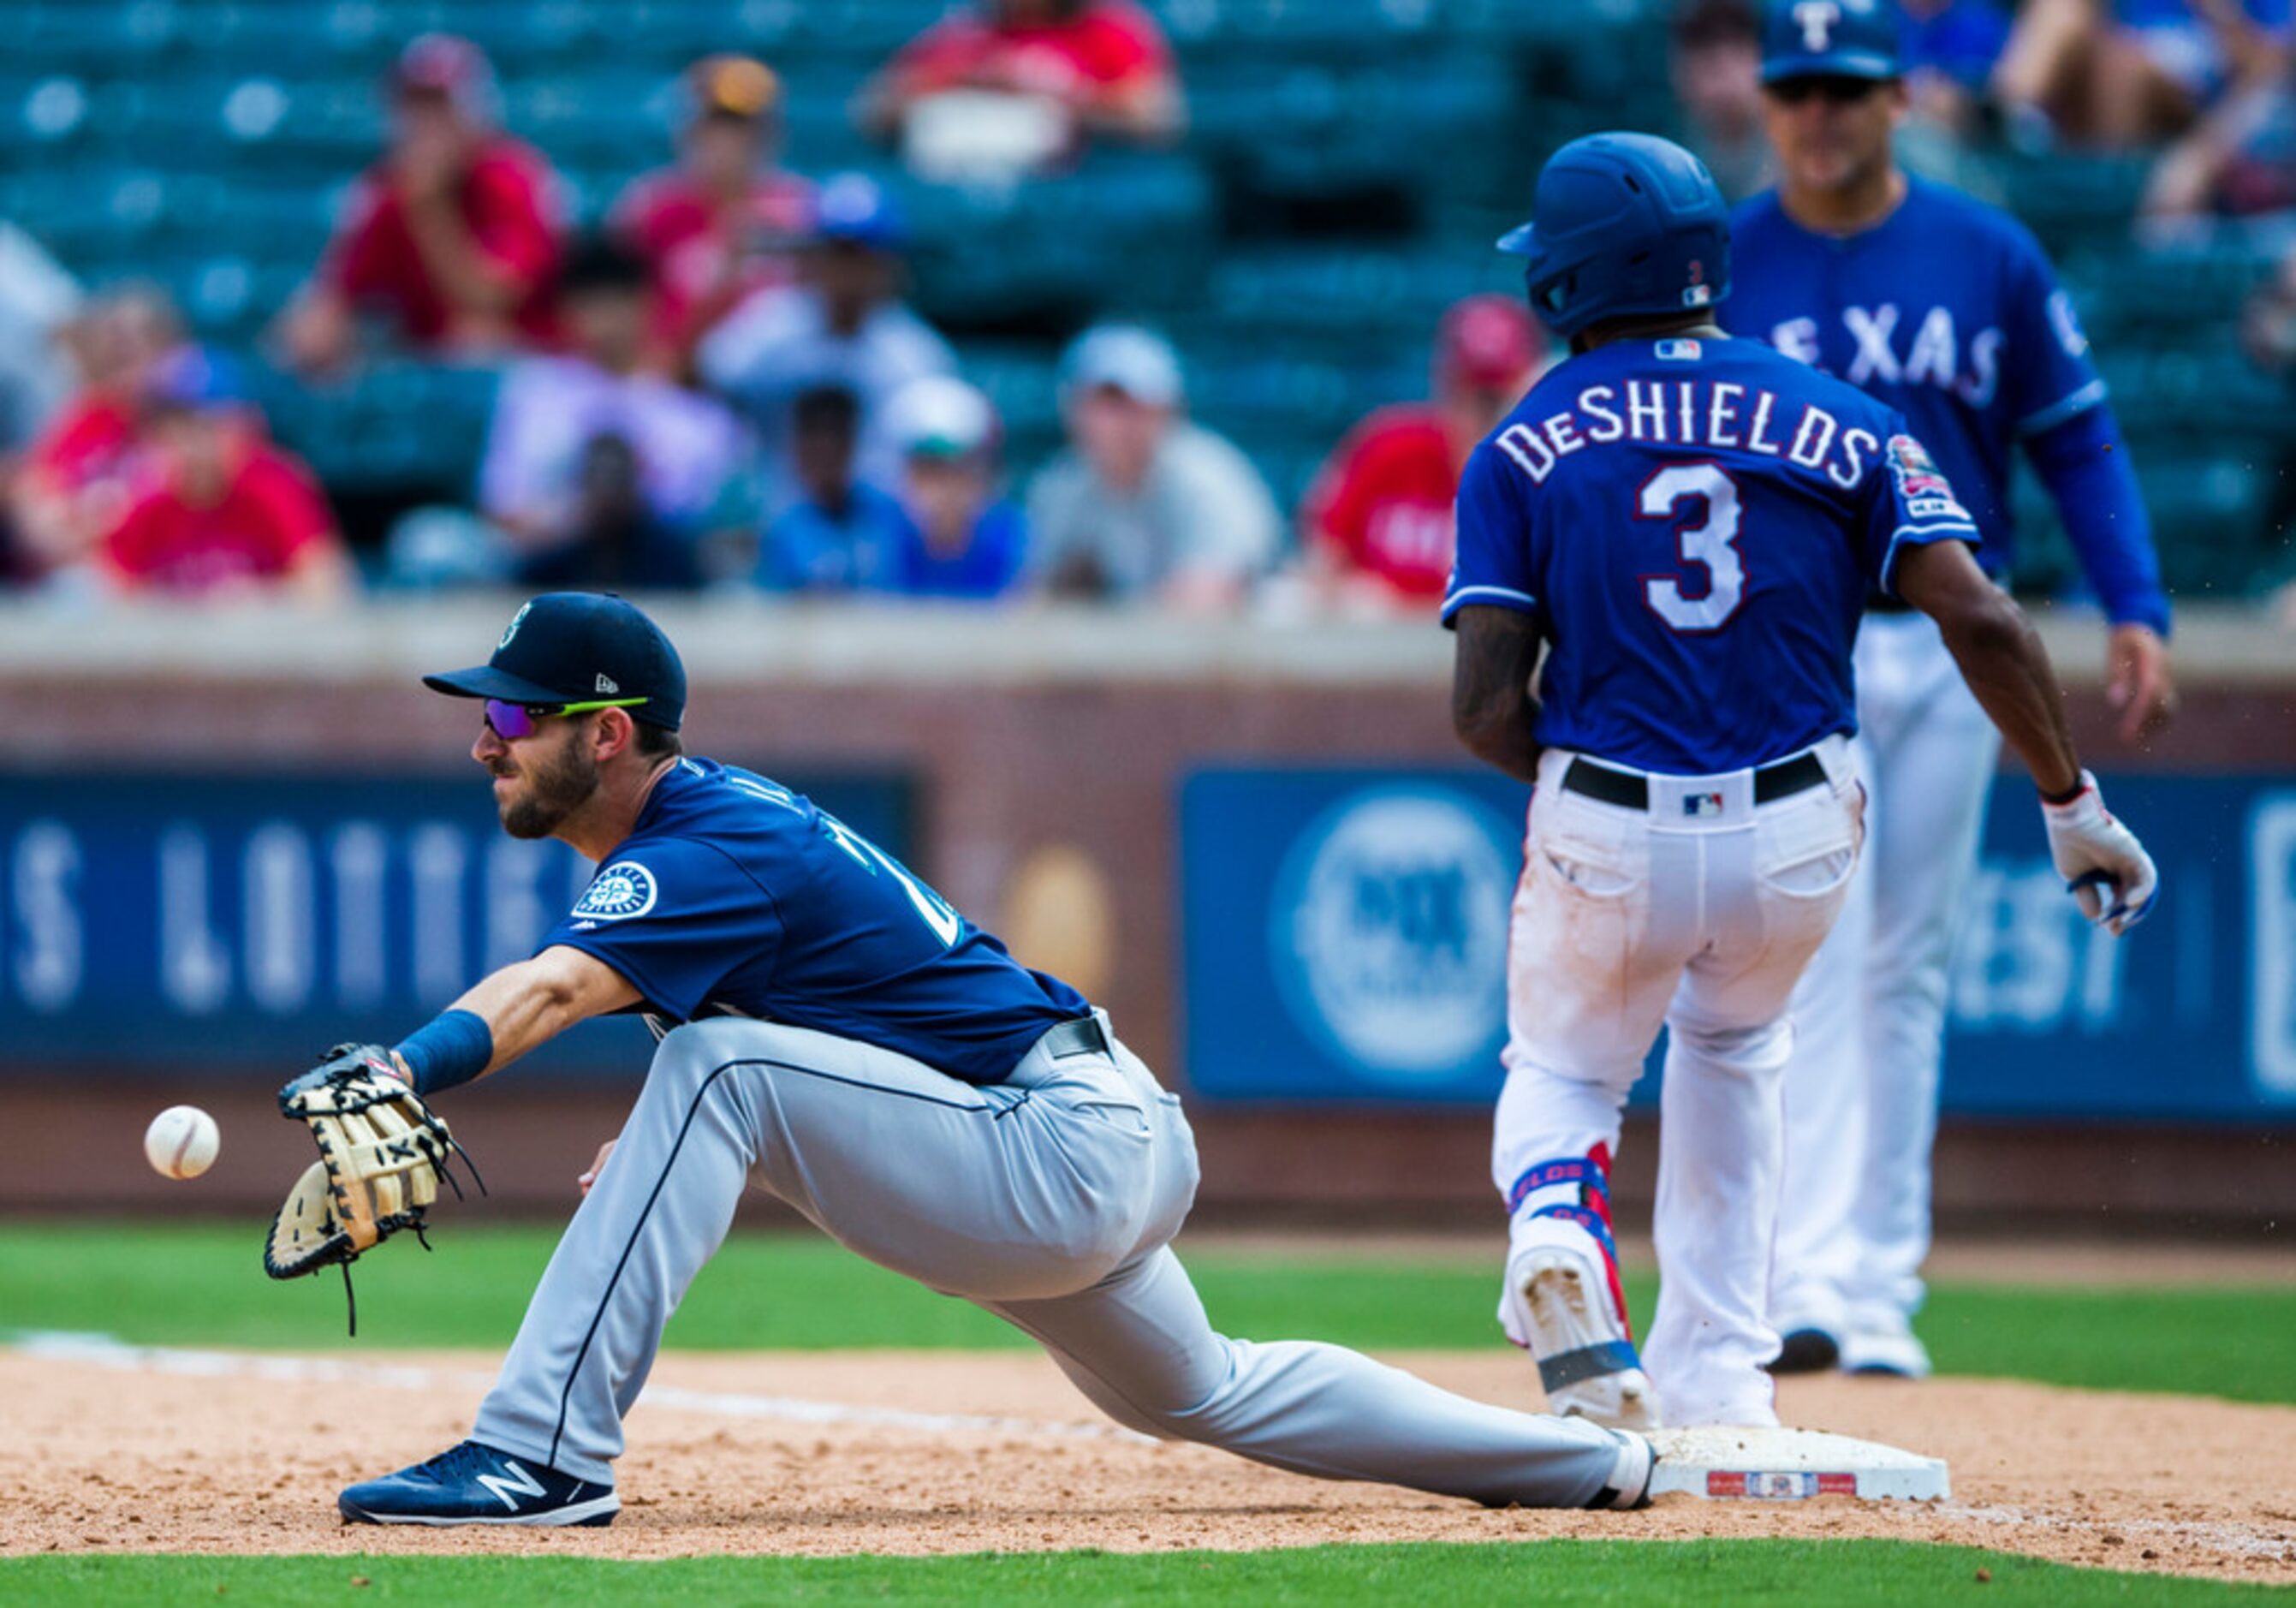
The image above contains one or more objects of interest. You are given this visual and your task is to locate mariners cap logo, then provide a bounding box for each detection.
[498,601,532,652]
[573,861,658,921]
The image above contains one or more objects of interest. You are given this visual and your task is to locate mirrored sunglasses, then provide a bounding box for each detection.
[483,696,650,740]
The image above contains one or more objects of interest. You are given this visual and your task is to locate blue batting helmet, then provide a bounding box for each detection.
[1497,133,1730,341]
[1760,0,1902,83]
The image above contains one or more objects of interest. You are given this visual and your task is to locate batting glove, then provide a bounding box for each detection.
[2040,771,2158,937]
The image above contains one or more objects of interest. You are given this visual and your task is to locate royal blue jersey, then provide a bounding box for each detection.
[1443,335,1979,774]
[1724,178,2104,574]
[540,758,1091,1084]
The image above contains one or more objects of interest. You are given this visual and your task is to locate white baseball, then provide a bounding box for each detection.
[144,1105,220,1180]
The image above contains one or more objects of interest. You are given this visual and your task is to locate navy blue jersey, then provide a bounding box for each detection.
[1443,335,1979,775]
[540,758,1090,1084]
[1724,177,2103,572]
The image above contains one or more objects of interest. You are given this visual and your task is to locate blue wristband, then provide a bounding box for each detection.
[394,1009,494,1097]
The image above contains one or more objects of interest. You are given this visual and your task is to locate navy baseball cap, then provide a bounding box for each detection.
[423,593,687,730]
[1760,0,1901,83]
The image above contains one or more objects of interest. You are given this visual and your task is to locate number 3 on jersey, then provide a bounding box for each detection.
[1636,462,1744,633]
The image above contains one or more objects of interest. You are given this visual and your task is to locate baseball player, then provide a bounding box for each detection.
[1728,0,2175,1379]
[324,591,1657,1525]
[1448,132,2157,1431]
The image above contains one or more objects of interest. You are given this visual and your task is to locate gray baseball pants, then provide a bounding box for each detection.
[472,1013,1634,1508]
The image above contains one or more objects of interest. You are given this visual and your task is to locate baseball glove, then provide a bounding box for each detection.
[263,1044,479,1331]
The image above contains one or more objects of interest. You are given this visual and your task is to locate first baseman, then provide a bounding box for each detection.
[324,591,1654,1525]
[1447,132,2158,1430]
[1728,0,2174,1379]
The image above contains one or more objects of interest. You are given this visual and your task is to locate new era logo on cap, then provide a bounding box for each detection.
[595,674,619,694]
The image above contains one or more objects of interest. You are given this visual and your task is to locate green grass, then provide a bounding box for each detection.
[4,1543,2288,1606]
[3,1223,2291,1404]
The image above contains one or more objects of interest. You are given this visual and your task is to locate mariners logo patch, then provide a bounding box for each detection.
[574,861,657,921]
[498,600,532,652]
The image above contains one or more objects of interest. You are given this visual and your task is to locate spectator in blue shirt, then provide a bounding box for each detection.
[759,384,911,592]
[883,375,1027,599]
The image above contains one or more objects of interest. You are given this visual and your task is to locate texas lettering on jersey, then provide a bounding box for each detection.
[1769,305,2004,405]
[1765,292,2091,410]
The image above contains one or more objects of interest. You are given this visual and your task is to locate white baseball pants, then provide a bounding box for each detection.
[1771,612,2001,1339]
[1492,738,1865,1428]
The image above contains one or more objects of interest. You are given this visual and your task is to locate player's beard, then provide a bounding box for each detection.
[498,737,599,840]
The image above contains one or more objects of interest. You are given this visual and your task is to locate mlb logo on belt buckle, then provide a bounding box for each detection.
[1683,792,1725,818]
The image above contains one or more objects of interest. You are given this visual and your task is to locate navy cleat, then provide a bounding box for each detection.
[338,1439,619,1528]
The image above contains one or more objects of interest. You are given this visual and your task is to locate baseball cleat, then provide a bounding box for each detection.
[1839,1325,1932,1379]
[1768,1326,1843,1374]
[338,1439,619,1527]
[1510,1248,1664,1431]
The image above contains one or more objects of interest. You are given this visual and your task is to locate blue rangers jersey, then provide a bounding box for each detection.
[540,758,1091,1085]
[1443,335,1980,775]
[1724,177,2102,575]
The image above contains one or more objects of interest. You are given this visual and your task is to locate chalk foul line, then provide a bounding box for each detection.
[4,1330,1154,1445]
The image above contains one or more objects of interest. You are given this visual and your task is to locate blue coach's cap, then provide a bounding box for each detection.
[1760,0,1901,83]
[423,592,687,730]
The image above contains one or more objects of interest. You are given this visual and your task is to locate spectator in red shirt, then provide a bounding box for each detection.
[859,0,1184,171]
[9,286,183,576]
[102,348,354,604]
[277,34,564,376]
[1297,295,1546,612]
[611,56,816,378]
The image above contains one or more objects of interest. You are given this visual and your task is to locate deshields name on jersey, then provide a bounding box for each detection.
[1492,372,1880,491]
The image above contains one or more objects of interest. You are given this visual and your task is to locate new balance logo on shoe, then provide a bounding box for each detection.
[476,1460,547,1512]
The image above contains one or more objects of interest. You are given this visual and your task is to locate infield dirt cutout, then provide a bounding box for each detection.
[3,1345,2290,1584]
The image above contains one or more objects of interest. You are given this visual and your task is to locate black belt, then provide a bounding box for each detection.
[1041,1015,1111,1058]
[1561,752,1829,811]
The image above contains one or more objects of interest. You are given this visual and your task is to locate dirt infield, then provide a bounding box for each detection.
[3,1343,2289,1583]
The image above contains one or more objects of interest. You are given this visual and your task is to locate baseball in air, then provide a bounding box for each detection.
[144,1105,220,1180]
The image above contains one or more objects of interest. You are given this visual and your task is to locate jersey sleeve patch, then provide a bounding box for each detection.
[1886,433,1972,525]
[573,861,659,922]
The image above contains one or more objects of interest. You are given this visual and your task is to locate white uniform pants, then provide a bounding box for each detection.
[1771,612,2001,1337]
[1492,738,1865,1428]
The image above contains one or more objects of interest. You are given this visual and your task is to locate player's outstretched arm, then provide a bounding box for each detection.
[1449,604,1544,783]
[1894,539,2158,934]
[445,945,641,1080]
[375,945,641,1099]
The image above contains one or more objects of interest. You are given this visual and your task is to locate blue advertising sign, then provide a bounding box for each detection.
[1181,768,2296,1122]
[0,770,910,1075]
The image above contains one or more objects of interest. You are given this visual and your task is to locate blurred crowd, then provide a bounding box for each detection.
[1,0,2293,611]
